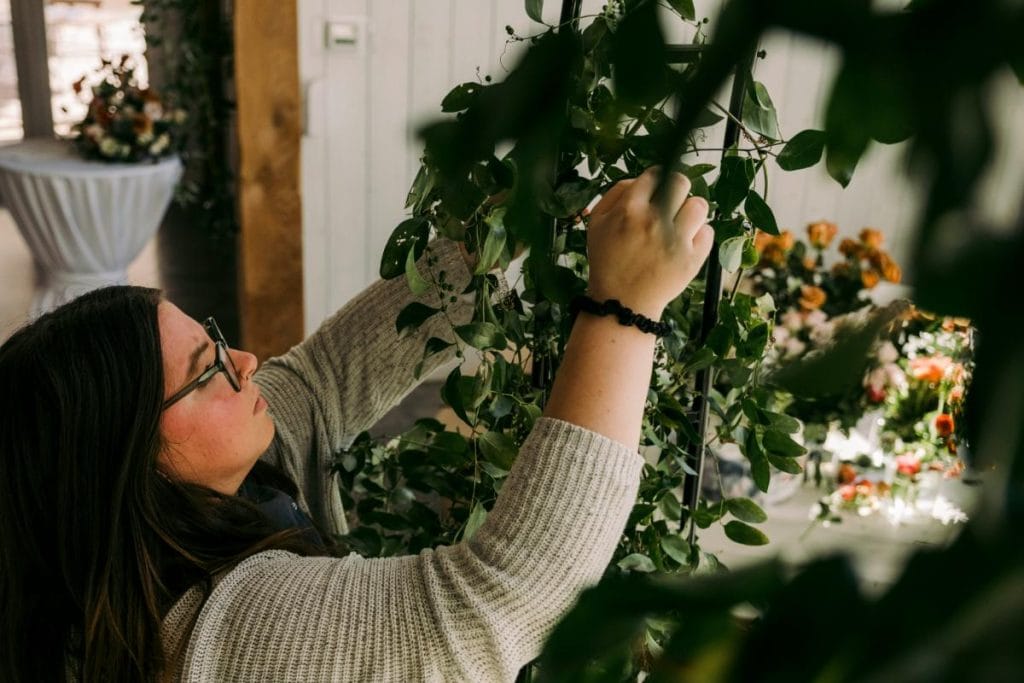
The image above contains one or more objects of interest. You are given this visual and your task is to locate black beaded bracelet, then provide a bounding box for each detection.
[569,295,671,337]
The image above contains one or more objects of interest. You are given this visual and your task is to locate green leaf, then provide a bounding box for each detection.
[681,163,716,179]
[617,553,657,573]
[478,430,518,469]
[745,429,770,493]
[763,430,807,458]
[724,520,769,546]
[661,534,692,564]
[659,492,682,522]
[441,367,477,425]
[415,336,455,379]
[423,336,454,358]
[463,502,487,540]
[736,321,769,359]
[744,191,778,235]
[764,410,801,434]
[405,247,430,295]
[725,497,767,524]
[475,209,508,274]
[742,81,779,140]
[396,302,440,336]
[441,82,481,113]
[682,346,717,373]
[770,301,909,398]
[719,235,747,273]
[741,237,760,268]
[455,322,507,351]
[777,129,826,171]
[713,156,756,216]
[525,0,544,23]
[768,454,804,474]
[480,461,509,479]
[666,0,696,21]
[405,165,435,211]
[380,217,429,279]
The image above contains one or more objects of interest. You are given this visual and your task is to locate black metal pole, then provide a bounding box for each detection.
[680,44,760,543]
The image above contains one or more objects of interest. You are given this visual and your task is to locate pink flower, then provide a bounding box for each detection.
[895,453,921,476]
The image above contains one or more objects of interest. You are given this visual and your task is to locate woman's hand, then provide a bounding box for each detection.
[586,167,714,319]
[541,168,714,448]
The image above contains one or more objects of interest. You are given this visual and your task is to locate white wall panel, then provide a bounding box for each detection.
[299,0,1024,331]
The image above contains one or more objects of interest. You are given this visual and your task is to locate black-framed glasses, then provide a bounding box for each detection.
[162,317,242,410]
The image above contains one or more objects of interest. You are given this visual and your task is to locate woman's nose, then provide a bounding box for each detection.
[231,348,259,382]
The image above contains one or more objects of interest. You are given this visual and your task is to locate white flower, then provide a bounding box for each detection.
[144,101,163,120]
[98,136,119,156]
[149,133,170,155]
[809,321,835,347]
[773,325,791,346]
[877,340,899,364]
[783,337,806,358]
[805,309,828,328]
[884,363,908,391]
[865,366,887,391]
[781,309,803,332]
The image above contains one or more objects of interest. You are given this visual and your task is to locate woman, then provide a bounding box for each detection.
[0,168,713,682]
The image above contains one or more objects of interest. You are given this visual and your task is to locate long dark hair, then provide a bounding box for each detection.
[0,286,326,682]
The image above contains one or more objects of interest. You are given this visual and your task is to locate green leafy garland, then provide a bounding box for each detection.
[135,0,237,236]
[335,5,833,671]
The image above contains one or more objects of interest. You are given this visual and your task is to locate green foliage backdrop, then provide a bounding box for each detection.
[340,0,1023,679]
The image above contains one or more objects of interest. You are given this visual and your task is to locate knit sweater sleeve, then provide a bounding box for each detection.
[175,418,643,682]
[252,240,473,535]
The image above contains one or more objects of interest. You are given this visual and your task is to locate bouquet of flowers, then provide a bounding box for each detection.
[70,55,186,163]
[749,222,905,432]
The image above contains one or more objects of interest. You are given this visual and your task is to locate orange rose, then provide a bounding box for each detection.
[860,269,881,289]
[934,413,955,437]
[799,285,827,311]
[909,355,953,383]
[838,238,861,258]
[838,463,857,484]
[807,221,838,249]
[754,230,774,254]
[776,230,796,251]
[877,251,902,283]
[859,228,884,249]
[761,244,786,267]
[839,484,857,502]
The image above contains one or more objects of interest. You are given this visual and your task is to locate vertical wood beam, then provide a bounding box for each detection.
[10,0,54,138]
[233,0,304,361]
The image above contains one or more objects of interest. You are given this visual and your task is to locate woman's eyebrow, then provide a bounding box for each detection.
[184,340,211,385]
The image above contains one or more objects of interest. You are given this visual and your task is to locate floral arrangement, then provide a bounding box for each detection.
[742,221,973,524]
[70,55,186,163]
[748,222,904,432]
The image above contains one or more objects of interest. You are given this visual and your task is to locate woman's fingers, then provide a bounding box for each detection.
[590,178,633,216]
[675,195,711,244]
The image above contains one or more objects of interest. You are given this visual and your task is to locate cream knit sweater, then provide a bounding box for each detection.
[162,241,644,682]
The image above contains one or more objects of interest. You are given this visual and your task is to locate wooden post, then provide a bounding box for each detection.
[233,1,304,360]
[11,0,54,138]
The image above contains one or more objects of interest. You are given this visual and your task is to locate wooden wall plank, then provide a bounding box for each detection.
[234,1,304,360]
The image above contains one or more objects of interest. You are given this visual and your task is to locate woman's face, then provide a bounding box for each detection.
[157,302,275,494]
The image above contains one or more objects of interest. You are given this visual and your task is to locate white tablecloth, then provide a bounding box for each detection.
[0,138,182,317]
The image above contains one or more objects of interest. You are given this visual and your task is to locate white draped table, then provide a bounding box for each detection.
[0,138,182,318]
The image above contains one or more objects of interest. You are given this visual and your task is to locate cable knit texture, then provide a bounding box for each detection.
[161,240,644,682]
